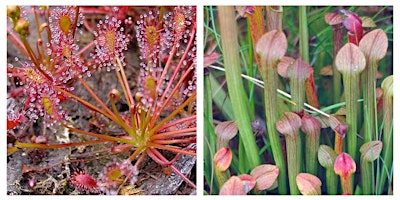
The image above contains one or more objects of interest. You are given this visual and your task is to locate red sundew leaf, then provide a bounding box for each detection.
[238,174,256,193]
[335,43,366,75]
[214,147,232,171]
[204,52,220,68]
[145,76,157,99]
[250,164,279,191]
[7,114,24,130]
[296,173,322,195]
[173,11,186,35]
[107,168,123,181]
[59,15,71,35]
[277,56,295,78]
[359,29,388,61]
[325,12,344,25]
[219,176,246,195]
[42,96,54,115]
[24,68,44,84]
[334,152,356,179]
[70,171,100,193]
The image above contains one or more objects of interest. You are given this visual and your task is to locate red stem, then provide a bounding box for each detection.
[146,148,181,165]
[152,25,196,121]
[147,142,196,156]
[152,138,196,145]
[78,40,94,55]
[15,139,109,149]
[150,63,195,128]
[151,127,196,140]
[7,28,29,58]
[156,115,196,132]
[62,123,134,145]
[150,148,196,188]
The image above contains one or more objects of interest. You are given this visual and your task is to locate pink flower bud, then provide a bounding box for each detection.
[334,152,356,179]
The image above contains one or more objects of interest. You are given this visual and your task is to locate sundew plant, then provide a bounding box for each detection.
[7,5,196,195]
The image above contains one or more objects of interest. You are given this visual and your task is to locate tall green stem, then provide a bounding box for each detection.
[361,160,373,194]
[359,29,389,143]
[289,75,306,113]
[361,64,377,142]
[342,73,360,159]
[286,133,301,195]
[318,145,338,195]
[204,70,217,193]
[276,112,301,195]
[257,30,288,194]
[263,66,286,185]
[287,58,310,113]
[335,43,366,159]
[299,6,309,63]
[305,133,318,174]
[326,168,338,195]
[360,141,383,195]
[246,21,255,113]
[217,6,260,169]
[377,75,393,194]
[302,115,321,175]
